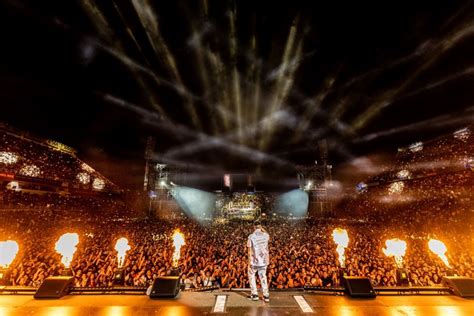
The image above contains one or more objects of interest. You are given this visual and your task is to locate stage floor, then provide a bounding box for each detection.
[0,290,473,315]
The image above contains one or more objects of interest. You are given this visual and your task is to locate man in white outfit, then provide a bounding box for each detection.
[247,220,270,302]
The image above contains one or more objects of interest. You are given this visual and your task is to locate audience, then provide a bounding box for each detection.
[0,127,472,289]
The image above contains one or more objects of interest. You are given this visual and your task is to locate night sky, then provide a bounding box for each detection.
[1,0,473,190]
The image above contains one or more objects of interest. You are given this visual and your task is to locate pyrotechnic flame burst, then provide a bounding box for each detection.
[172,229,185,267]
[383,238,407,268]
[332,228,349,268]
[114,237,131,268]
[55,233,79,268]
[0,240,19,268]
[428,239,451,268]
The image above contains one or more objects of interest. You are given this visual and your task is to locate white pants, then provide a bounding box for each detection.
[248,265,269,296]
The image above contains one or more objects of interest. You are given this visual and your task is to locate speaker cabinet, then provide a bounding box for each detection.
[149,276,180,298]
[442,276,474,297]
[34,276,74,299]
[343,276,376,298]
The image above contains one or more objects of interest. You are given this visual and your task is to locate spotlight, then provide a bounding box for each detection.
[408,142,423,152]
[356,182,368,193]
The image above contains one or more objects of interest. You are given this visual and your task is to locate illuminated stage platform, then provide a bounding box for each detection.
[0,290,473,315]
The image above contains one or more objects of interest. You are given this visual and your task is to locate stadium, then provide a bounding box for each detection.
[0,1,473,315]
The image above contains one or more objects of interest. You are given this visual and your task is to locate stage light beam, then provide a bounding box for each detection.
[170,186,217,221]
[275,189,309,217]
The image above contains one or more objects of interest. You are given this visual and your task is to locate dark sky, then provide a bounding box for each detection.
[0,0,473,191]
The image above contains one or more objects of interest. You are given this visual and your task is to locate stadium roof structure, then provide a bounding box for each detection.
[0,1,473,190]
[0,124,120,194]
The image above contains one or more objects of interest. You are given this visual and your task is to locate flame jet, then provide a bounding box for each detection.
[0,240,19,268]
[55,233,79,268]
[115,238,131,268]
[332,228,349,268]
[383,239,407,268]
[428,239,451,268]
[172,229,186,268]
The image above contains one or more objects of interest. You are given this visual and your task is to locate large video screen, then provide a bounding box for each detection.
[217,192,261,219]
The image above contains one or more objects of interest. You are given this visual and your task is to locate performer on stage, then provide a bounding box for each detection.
[247,220,270,302]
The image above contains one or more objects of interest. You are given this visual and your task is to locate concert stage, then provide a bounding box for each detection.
[0,290,473,315]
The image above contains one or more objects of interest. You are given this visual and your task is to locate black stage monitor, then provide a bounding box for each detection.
[34,276,74,299]
[149,276,180,298]
[442,276,474,298]
[343,276,376,298]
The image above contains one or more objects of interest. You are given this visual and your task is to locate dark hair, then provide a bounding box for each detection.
[253,220,261,227]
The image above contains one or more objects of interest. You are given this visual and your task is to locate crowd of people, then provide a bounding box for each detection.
[1,211,472,289]
[0,127,473,290]
[1,181,472,290]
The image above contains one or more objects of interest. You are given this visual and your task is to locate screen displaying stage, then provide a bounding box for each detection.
[216,192,262,219]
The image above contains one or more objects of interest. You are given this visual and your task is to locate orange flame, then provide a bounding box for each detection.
[55,233,79,268]
[114,237,131,268]
[428,239,451,268]
[332,228,349,267]
[0,240,19,268]
[172,229,185,267]
[383,238,407,268]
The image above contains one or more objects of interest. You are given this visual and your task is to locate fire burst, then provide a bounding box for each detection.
[55,233,79,268]
[114,237,131,268]
[383,238,407,268]
[428,239,451,268]
[0,240,19,268]
[172,229,185,268]
[332,228,349,268]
